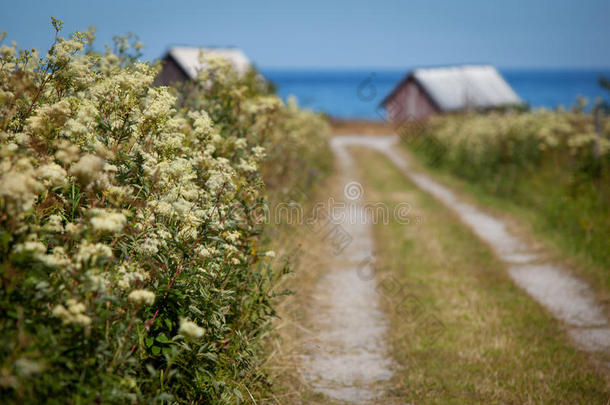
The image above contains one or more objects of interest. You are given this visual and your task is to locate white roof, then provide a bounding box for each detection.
[168,46,252,79]
[413,65,522,111]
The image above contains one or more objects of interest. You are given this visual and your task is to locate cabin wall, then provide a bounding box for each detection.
[385,79,438,122]
[154,57,189,86]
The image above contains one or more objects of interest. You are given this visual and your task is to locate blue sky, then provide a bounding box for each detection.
[1,0,609,69]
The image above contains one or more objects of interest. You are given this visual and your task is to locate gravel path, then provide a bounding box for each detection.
[300,137,393,403]
[301,134,608,403]
[335,134,610,358]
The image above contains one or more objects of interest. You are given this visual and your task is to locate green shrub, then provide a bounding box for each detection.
[0,20,329,404]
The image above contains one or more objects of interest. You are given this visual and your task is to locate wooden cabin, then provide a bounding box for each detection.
[155,46,252,86]
[381,65,522,122]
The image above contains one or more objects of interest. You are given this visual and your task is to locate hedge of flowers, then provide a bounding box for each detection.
[413,106,610,183]
[0,20,329,404]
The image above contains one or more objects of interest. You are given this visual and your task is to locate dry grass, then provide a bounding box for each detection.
[330,118,395,135]
[258,172,350,404]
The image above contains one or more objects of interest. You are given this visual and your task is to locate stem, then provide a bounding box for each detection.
[23,73,51,121]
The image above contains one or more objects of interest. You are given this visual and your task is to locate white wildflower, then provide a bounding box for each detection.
[73,313,92,327]
[206,171,226,193]
[13,241,46,256]
[66,299,86,315]
[65,222,81,234]
[105,185,133,204]
[137,237,160,255]
[128,289,155,306]
[252,146,266,159]
[151,200,173,217]
[44,214,64,232]
[0,159,44,215]
[37,163,67,186]
[177,225,198,240]
[71,154,104,185]
[52,305,70,321]
[39,246,71,268]
[87,271,108,291]
[0,44,16,57]
[179,318,205,339]
[195,246,211,258]
[172,198,193,216]
[234,138,247,149]
[52,300,91,328]
[222,243,238,254]
[103,163,118,172]
[90,209,127,233]
[55,141,80,165]
[76,241,113,264]
[15,358,45,376]
[181,187,200,201]
[13,133,30,145]
[237,158,257,173]
[226,231,241,244]
[117,264,147,290]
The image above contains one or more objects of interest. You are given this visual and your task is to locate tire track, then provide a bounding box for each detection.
[337,134,610,359]
[300,137,393,403]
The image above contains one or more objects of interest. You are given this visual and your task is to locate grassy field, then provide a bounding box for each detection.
[351,146,609,404]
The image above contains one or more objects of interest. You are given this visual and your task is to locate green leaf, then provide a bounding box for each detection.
[156,333,170,344]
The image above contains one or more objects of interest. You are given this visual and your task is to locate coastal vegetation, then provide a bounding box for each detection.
[1,14,608,405]
[0,20,329,403]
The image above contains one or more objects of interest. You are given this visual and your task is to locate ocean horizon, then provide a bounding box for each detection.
[260,68,610,120]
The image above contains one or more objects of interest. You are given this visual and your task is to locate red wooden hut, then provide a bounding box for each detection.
[381,65,523,122]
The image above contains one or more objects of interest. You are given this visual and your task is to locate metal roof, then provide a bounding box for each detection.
[412,65,522,111]
[167,46,252,79]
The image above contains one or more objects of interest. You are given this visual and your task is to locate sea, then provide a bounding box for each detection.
[260,69,610,120]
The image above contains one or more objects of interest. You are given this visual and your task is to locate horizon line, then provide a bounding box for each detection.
[256,65,610,72]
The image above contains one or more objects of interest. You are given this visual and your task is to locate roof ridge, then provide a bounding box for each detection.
[168,45,242,50]
[381,64,522,111]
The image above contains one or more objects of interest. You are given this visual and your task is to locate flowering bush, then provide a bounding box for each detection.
[416,107,610,183]
[0,20,329,404]
[174,54,332,193]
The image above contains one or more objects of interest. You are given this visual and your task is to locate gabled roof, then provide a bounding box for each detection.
[383,65,522,111]
[166,46,252,79]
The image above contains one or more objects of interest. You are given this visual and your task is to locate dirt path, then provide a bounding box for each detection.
[300,137,393,403]
[300,134,609,403]
[333,134,610,360]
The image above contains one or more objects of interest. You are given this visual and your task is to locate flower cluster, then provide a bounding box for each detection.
[0,22,329,404]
